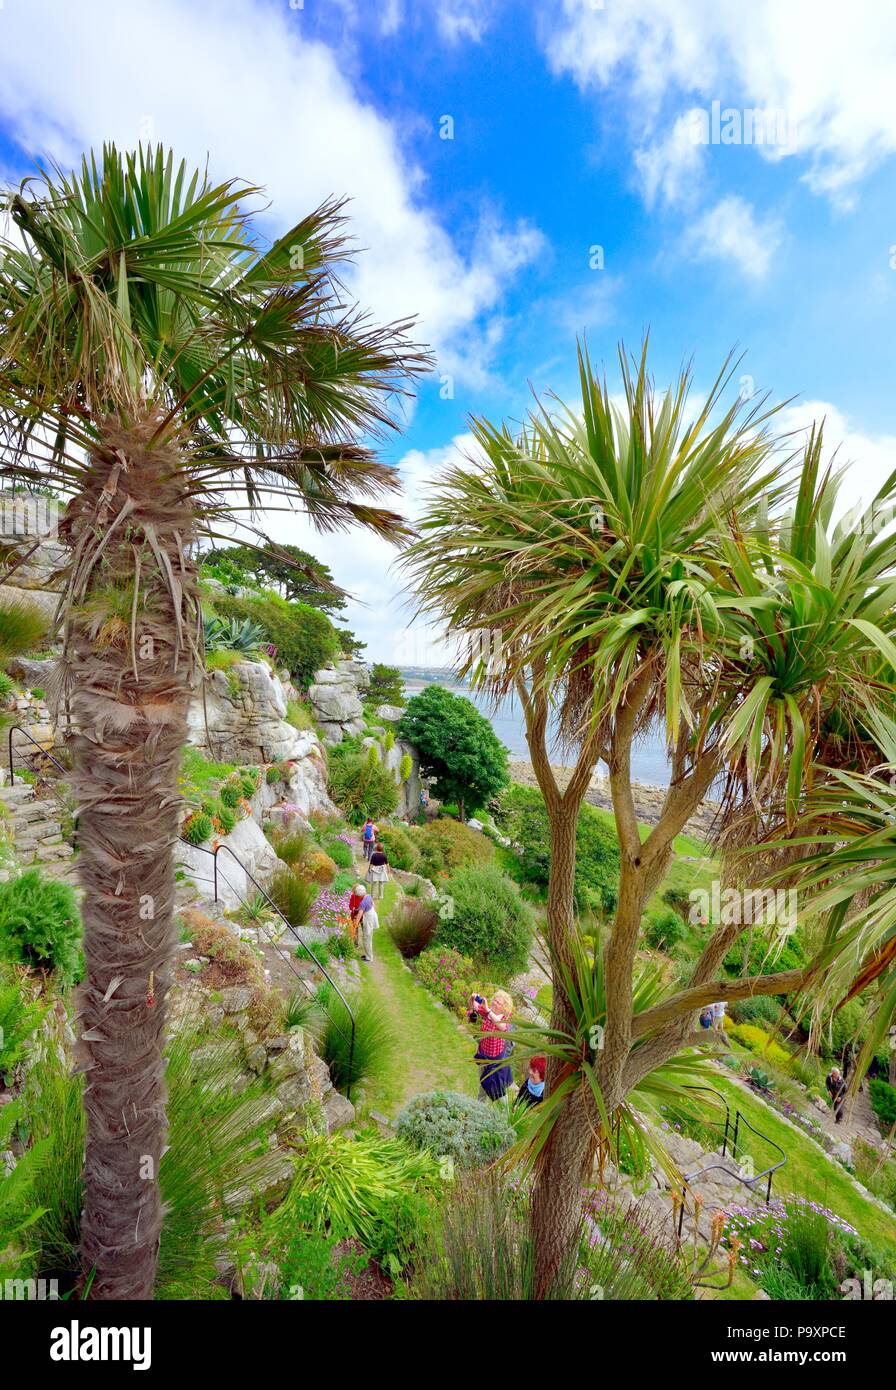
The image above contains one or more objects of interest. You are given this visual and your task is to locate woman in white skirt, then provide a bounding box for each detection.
[366,842,390,901]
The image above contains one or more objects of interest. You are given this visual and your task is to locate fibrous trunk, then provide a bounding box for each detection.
[62,417,198,1300]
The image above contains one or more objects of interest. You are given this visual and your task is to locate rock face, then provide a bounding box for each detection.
[189,659,306,765]
[307,659,368,744]
[177,814,282,908]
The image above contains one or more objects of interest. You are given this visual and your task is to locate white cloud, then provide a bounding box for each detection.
[634,111,706,209]
[544,0,896,208]
[778,402,896,513]
[686,196,784,281]
[0,0,540,383]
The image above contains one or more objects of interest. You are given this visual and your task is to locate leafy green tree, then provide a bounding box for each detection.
[0,144,427,1297]
[402,338,896,1293]
[399,684,508,820]
[368,663,404,705]
[203,543,346,612]
[213,592,340,686]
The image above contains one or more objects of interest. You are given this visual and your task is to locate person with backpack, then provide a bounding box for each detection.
[361,816,378,861]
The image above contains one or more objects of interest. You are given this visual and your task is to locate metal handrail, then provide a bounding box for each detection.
[179,838,356,1101]
[7,724,69,781]
[676,1082,788,1237]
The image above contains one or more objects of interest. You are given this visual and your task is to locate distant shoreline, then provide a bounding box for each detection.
[508,759,719,841]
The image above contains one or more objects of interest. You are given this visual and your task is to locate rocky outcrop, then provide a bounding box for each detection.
[0,494,66,624]
[176,814,282,908]
[189,658,306,765]
[307,659,369,743]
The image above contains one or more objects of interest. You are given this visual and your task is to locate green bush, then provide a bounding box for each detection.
[414,945,476,1015]
[396,1089,515,1168]
[0,963,46,1082]
[0,672,14,698]
[724,927,805,979]
[731,995,784,1027]
[270,827,309,867]
[438,863,534,977]
[377,824,420,873]
[269,870,317,930]
[316,987,394,1093]
[276,1128,441,1268]
[492,784,619,913]
[327,742,398,820]
[322,836,353,869]
[411,817,493,879]
[213,593,340,687]
[869,1078,896,1132]
[642,906,686,951]
[219,780,242,809]
[0,870,81,983]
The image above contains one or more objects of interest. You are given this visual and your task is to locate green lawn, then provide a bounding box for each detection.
[355,881,479,1120]
[711,1073,896,1258]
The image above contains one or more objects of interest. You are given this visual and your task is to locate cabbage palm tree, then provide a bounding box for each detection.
[0,145,428,1298]
[402,340,896,1293]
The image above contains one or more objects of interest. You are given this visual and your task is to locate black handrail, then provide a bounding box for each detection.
[675,1082,787,1239]
[179,838,356,1102]
[8,724,69,781]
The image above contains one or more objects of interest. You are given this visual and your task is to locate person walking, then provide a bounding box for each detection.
[347,882,366,944]
[361,817,378,861]
[711,1000,727,1032]
[366,842,390,901]
[826,1066,847,1124]
[358,890,379,962]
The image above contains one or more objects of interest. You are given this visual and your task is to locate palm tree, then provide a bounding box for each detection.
[0,145,429,1298]
[402,340,896,1292]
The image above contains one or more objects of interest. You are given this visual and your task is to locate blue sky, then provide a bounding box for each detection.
[1,0,895,658]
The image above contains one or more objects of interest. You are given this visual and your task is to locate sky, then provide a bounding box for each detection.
[1,0,895,662]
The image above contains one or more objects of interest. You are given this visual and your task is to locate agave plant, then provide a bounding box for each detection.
[0,144,428,1298]
[202,614,266,655]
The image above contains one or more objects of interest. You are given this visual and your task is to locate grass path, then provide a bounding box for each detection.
[354,879,479,1120]
[711,1073,896,1258]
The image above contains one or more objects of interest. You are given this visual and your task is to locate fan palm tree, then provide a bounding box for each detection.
[401,339,896,1293]
[0,144,429,1298]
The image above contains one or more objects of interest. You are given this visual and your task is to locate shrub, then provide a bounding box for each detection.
[0,963,46,1082]
[0,869,81,983]
[188,917,260,985]
[270,827,309,867]
[415,945,475,1015]
[317,988,394,1093]
[726,1022,792,1069]
[217,806,237,835]
[869,1078,896,1132]
[437,863,535,976]
[642,906,686,951]
[322,836,353,870]
[411,817,493,879]
[731,994,784,1027]
[277,1129,441,1265]
[396,1089,515,1168]
[297,848,337,886]
[492,784,619,913]
[376,823,420,872]
[0,672,14,699]
[213,593,340,687]
[368,663,404,706]
[219,780,242,809]
[181,811,213,845]
[388,897,438,958]
[724,927,805,978]
[269,870,317,930]
[327,742,399,820]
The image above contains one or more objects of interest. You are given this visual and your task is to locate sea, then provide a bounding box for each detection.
[399,669,671,786]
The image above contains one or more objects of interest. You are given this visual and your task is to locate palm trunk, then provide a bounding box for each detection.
[531,803,600,1296]
[64,418,198,1300]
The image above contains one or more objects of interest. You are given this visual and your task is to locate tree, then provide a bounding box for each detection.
[402,339,896,1293]
[368,662,404,705]
[203,542,346,612]
[0,145,428,1298]
[398,684,508,820]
